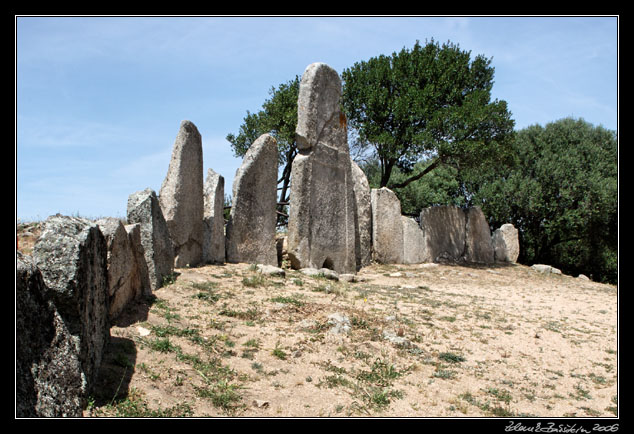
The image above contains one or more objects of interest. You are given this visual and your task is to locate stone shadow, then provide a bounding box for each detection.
[90,335,137,407]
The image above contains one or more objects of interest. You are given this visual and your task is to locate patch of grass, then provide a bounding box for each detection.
[270,295,305,307]
[272,343,288,360]
[100,388,193,417]
[148,337,180,354]
[438,352,466,364]
[242,274,267,288]
[219,305,262,321]
[194,380,244,414]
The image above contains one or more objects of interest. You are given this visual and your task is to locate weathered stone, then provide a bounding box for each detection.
[16,252,84,417]
[124,223,151,297]
[492,223,520,263]
[32,215,110,402]
[96,218,142,320]
[256,264,286,277]
[464,206,495,264]
[159,120,204,268]
[402,216,429,264]
[419,206,466,263]
[202,168,226,264]
[127,188,175,290]
[371,187,403,264]
[532,264,562,275]
[300,267,340,281]
[287,62,357,274]
[225,133,278,266]
[327,312,351,335]
[351,160,372,269]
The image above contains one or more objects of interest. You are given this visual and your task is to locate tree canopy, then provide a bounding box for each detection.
[226,76,300,225]
[341,39,515,189]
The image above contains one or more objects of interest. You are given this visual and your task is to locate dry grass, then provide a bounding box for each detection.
[81,261,617,418]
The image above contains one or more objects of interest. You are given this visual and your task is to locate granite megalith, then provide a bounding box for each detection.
[492,223,520,263]
[159,120,204,268]
[225,133,278,266]
[351,160,372,269]
[16,252,85,417]
[464,206,495,264]
[370,187,404,264]
[127,188,175,290]
[96,217,143,320]
[203,168,226,264]
[32,215,110,403]
[419,206,467,263]
[402,215,429,264]
[287,62,357,274]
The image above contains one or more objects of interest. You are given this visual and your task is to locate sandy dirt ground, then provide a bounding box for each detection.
[78,259,617,419]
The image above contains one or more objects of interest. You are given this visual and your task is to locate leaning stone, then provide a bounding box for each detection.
[287,62,357,274]
[32,215,110,401]
[159,120,204,268]
[225,133,278,266]
[203,168,226,264]
[419,206,466,263]
[371,187,404,264]
[464,207,495,264]
[16,252,84,417]
[492,223,520,263]
[402,216,429,264]
[351,160,372,269]
[96,218,141,320]
[127,188,175,290]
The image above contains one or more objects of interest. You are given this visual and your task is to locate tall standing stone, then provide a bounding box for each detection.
[203,168,226,264]
[127,188,175,290]
[287,62,357,274]
[464,206,495,264]
[32,215,110,404]
[16,252,84,417]
[351,160,372,269]
[370,187,404,264]
[419,206,466,263]
[492,223,520,263]
[225,133,278,266]
[159,120,204,268]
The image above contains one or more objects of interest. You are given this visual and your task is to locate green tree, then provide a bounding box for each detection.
[341,39,515,189]
[226,76,300,225]
[474,118,617,283]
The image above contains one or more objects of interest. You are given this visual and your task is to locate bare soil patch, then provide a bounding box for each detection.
[81,260,617,418]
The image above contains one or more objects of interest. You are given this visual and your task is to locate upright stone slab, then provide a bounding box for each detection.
[225,133,278,266]
[127,188,175,290]
[371,187,403,264]
[492,223,520,263]
[287,62,357,274]
[96,217,142,320]
[159,120,204,268]
[16,252,84,417]
[203,168,226,264]
[419,206,466,263]
[32,215,110,402]
[464,207,495,264]
[351,160,372,269]
[402,216,429,264]
[125,222,151,297]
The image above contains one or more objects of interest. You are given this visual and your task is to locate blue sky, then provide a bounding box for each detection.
[16,16,618,222]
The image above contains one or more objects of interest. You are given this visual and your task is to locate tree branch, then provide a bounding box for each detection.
[387,157,442,190]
